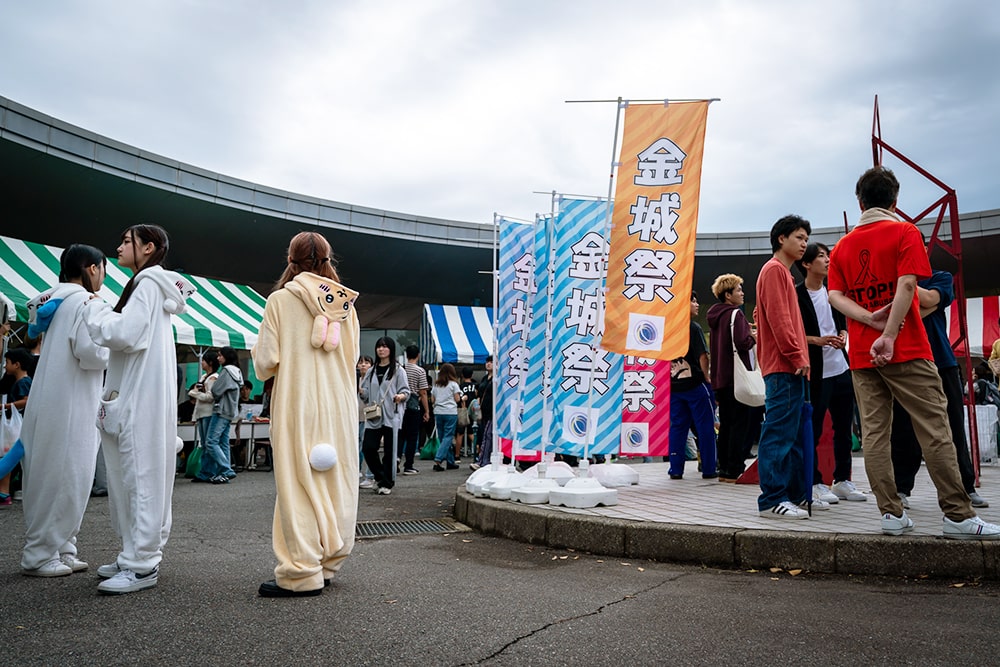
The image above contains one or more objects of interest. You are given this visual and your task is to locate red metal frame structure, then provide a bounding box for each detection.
[870,95,980,484]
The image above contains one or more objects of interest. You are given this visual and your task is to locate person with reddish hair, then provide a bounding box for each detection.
[252,231,360,597]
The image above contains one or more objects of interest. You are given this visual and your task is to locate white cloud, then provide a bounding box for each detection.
[2,0,999,231]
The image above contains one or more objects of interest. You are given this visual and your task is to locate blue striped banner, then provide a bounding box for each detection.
[515,214,554,453]
[547,198,624,457]
[495,218,535,440]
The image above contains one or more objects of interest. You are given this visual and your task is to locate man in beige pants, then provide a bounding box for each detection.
[828,166,999,539]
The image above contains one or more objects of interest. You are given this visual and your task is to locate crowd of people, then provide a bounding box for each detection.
[354,344,494,494]
[3,165,999,607]
[671,166,997,540]
[1,228,365,598]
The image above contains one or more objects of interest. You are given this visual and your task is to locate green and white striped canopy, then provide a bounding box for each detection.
[0,235,265,350]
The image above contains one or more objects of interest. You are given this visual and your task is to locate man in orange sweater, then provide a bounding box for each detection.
[755,215,812,519]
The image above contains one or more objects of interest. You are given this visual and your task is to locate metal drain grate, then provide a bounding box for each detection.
[355,518,471,539]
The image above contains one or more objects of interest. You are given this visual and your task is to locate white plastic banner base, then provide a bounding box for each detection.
[520,461,577,486]
[588,462,640,487]
[510,477,561,504]
[466,465,513,497]
[486,471,527,500]
[548,476,618,508]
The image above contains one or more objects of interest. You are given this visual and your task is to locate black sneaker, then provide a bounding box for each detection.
[446,463,460,470]
[402,468,419,475]
[433,464,444,472]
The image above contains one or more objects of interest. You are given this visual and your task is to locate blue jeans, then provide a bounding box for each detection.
[757,373,806,511]
[434,414,458,465]
[197,416,212,450]
[198,414,235,480]
[668,384,717,477]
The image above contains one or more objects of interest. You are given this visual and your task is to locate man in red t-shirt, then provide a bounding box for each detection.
[754,214,812,519]
[828,166,998,540]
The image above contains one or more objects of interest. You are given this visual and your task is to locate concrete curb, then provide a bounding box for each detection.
[454,488,1000,579]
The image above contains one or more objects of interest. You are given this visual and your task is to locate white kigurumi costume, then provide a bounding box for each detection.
[83,265,194,574]
[20,284,109,571]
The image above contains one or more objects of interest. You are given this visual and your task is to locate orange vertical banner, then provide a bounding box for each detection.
[603,101,710,360]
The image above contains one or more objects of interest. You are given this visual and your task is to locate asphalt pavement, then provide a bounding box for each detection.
[1,465,998,666]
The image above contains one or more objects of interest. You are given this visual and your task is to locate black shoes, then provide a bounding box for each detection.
[258,580,322,598]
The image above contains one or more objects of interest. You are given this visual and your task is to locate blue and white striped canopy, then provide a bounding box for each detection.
[420,304,494,365]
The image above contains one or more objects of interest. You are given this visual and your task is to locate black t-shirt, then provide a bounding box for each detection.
[477,375,493,422]
[670,322,708,392]
[459,380,477,406]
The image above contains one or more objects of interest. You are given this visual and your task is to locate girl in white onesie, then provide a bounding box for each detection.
[83,224,194,595]
[252,232,360,597]
[19,244,110,577]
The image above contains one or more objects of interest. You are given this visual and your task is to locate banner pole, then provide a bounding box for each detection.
[538,193,559,474]
[490,212,500,469]
[579,97,625,471]
[566,97,720,104]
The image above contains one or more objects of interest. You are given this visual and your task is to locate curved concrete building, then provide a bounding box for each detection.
[2,95,998,331]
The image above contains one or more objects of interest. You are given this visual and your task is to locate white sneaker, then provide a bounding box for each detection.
[376,486,392,495]
[898,492,910,510]
[881,511,914,536]
[813,484,839,504]
[97,562,121,579]
[97,567,158,594]
[760,501,809,519]
[799,498,831,511]
[22,557,73,578]
[359,478,374,489]
[59,554,89,572]
[831,480,867,502]
[942,515,1000,540]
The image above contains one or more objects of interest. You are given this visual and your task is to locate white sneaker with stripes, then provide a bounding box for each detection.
[760,501,809,519]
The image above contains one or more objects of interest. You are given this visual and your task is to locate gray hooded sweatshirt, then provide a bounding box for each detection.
[211,364,244,421]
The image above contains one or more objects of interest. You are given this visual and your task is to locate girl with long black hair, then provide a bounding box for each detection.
[83,224,195,594]
[359,336,409,495]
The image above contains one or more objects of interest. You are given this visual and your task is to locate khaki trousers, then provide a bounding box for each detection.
[852,359,973,521]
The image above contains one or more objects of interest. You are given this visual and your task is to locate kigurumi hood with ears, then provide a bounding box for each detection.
[26,283,90,338]
[133,265,196,315]
[284,273,359,352]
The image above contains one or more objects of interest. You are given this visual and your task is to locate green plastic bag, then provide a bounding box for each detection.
[184,446,203,478]
[419,433,440,461]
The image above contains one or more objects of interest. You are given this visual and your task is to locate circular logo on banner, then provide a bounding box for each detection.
[634,320,659,346]
[568,412,589,439]
[626,427,645,447]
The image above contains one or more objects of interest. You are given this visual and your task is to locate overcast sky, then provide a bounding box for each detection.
[2,1,998,233]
